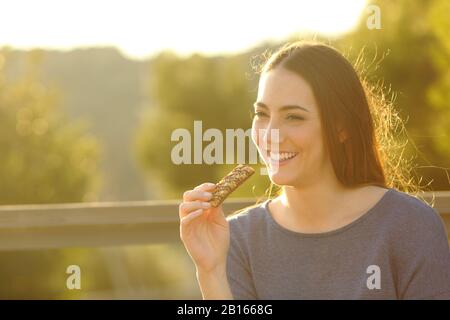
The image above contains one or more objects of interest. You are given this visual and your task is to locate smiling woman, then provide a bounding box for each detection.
[252,41,387,190]
[179,40,450,300]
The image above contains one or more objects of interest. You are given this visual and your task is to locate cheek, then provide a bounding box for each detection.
[306,129,326,160]
[251,121,263,148]
[287,126,309,149]
[289,125,322,153]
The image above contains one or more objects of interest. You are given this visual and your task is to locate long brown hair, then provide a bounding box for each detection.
[262,41,386,189]
[230,40,425,217]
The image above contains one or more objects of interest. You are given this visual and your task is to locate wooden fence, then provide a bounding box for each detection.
[0,192,449,251]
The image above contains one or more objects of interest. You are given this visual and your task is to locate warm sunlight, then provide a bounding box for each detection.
[1,0,449,302]
[0,0,368,58]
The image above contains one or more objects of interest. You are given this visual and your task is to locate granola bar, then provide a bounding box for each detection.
[209,165,255,207]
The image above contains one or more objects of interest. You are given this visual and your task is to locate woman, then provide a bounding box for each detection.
[178,41,450,299]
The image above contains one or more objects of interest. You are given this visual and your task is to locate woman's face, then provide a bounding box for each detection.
[251,67,331,187]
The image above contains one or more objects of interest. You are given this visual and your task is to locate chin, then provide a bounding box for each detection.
[269,172,298,187]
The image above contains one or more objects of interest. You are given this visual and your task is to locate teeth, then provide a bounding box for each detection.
[269,151,298,161]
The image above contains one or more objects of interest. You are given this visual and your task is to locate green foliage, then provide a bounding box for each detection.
[0,245,199,299]
[335,0,450,189]
[0,50,101,204]
[134,51,271,198]
[427,0,450,156]
[135,0,450,196]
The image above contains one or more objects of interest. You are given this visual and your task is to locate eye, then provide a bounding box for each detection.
[286,114,304,121]
[251,111,268,118]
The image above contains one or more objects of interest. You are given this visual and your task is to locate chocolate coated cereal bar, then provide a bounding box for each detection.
[209,165,255,207]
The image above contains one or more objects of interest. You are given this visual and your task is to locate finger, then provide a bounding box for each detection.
[194,182,216,191]
[183,189,214,202]
[179,201,212,219]
[180,208,204,228]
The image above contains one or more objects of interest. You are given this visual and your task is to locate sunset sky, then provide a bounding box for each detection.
[0,0,368,59]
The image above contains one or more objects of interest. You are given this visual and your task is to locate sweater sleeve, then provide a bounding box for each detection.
[395,206,450,300]
[226,217,258,300]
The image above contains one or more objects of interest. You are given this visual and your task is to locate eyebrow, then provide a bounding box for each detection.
[253,101,310,113]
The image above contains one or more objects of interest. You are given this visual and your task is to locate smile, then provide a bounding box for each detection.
[268,151,299,164]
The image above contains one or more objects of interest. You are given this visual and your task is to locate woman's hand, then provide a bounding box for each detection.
[179,182,230,273]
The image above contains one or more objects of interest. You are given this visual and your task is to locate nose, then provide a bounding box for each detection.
[259,120,284,152]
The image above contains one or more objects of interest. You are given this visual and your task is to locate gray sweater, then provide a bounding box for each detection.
[226,188,450,299]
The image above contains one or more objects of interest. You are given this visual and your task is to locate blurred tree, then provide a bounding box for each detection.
[136,0,450,197]
[0,49,101,204]
[0,50,197,300]
[2,47,149,201]
[427,0,450,156]
[134,51,271,199]
[0,49,104,299]
[336,0,450,189]
[0,247,113,299]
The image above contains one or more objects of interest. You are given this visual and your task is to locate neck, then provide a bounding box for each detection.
[280,182,352,228]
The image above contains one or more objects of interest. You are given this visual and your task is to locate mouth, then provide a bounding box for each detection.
[266,150,299,164]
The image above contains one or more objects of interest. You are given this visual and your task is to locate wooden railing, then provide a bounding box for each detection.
[0,192,449,251]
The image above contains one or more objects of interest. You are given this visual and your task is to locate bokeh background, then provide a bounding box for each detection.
[0,0,449,298]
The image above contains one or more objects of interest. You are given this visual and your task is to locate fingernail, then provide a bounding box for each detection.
[202,202,211,208]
